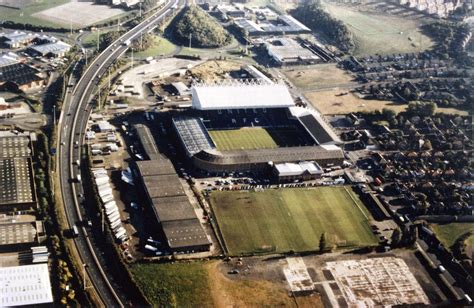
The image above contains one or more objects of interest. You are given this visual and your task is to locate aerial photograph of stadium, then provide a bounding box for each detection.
[0,0,472,307]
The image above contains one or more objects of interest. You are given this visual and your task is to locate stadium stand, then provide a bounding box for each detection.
[192,146,344,173]
[173,116,215,156]
[173,82,344,173]
[289,107,342,145]
[192,81,294,110]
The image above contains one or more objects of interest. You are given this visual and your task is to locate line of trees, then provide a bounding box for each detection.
[422,22,471,63]
[291,0,354,53]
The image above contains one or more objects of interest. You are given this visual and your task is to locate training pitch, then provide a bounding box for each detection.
[210,187,378,255]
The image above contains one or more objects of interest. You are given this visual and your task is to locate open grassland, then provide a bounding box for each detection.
[32,1,126,28]
[210,187,378,255]
[209,127,278,151]
[131,262,213,307]
[430,223,474,248]
[131,261,320,307]
[324,4,433,56]
[305,90,469,116]
[0,0,69,28]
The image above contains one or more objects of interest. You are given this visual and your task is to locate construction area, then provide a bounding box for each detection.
[325,257,430,307]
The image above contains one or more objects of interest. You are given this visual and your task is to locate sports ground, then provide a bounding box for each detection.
[208,127,312,151]
[210,187,378,255]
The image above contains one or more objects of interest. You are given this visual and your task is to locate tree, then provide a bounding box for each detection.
[168,5,231,48]
[407,101,436,117]
[391,227,401,248]
[291,1,354,53]
[421,139,432,151]
[319,232,327,252]
[382,108,396,120]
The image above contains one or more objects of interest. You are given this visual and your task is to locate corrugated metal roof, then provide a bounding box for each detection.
[0,264,53,307]
[192,83,294,110]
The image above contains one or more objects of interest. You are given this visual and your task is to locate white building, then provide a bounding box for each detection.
[0,264,53,307]
[191,82,295,110]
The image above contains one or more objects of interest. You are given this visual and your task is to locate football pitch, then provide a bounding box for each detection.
[209,127,278,151]
[210,187,378,255]
[208,126,312,151]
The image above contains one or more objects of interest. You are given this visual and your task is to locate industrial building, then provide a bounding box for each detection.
[265,37,321,66]
[234,14,310,36]
[0,134,36,213]
[0,214,44,252]
[135,160,211,253]
[0,62,45,92]
[0,263,53,307]
[0,157,36,213]
[0,31,37,49]
[273,161,323,182]
[28,40,71,58]
[173,82,344,173]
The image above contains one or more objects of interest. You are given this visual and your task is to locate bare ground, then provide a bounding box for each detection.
[206,261,323,308]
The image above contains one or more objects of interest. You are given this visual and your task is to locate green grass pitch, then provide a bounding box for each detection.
[208,127,278,151]
[210,187,378,255]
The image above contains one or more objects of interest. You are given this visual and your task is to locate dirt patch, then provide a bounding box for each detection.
[282,64,356,90]
[206,261,319,307]
[305,89,405,115]
[190,60,243,82]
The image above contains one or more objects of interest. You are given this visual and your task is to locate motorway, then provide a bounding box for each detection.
[56,0,179,306]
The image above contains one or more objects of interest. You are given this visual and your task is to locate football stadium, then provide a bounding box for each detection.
[173,80,344,173]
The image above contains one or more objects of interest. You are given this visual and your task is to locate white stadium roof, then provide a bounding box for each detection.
[0,264,53,307]
[192,83,295,110]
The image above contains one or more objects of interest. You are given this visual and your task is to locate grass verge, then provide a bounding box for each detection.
[430,223,474,248]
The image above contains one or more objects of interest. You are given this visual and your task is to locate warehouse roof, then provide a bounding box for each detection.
[135,159,176,176]
[192,82,294,110]
[266,38,319,64]
[0,53,19,68]
[0,63,42,86]
[0,136,31,158]
[136,158,211,251]
[151,196,197,222]
[28,41,71,57]
[0,264,53,307]
[162,219,211,249]
[134,124,163,160]
[0,157,35,206]
[142,174,186,199]
[0,220,37,247]
[275,161,323,177]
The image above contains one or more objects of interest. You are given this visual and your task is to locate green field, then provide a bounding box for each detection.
[130,262,213,307]
[209,127,278,151]
[324,4,433,56]
[134,36,177,58]
[0,0,69,28]
[430,223,474,248]
[210,187,378,255]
